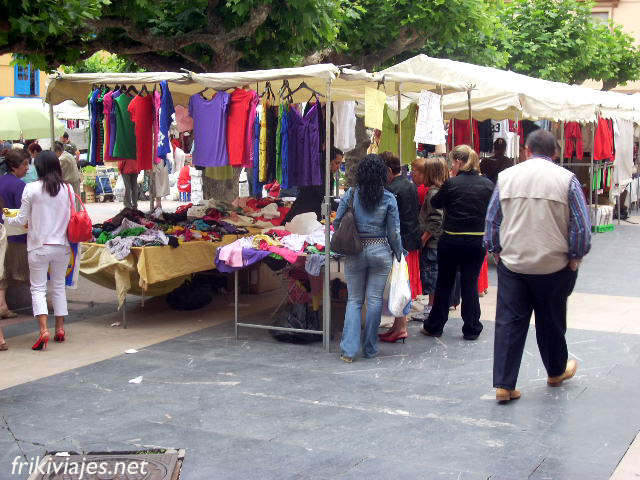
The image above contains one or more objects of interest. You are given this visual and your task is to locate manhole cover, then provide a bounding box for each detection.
[26,450,183,480]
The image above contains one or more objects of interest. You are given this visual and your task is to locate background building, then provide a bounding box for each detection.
[0,54,47,99]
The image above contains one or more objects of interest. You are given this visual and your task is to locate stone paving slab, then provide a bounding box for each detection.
[1,316,639,480]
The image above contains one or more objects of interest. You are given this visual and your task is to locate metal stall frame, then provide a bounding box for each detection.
[234,78,334,351]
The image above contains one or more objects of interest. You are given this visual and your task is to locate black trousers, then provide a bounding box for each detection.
[424,234,486,337]
[493,262,578,390]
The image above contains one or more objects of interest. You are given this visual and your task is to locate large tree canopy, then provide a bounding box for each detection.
[2,0,499,73]
[2,0,640,90]
[499,0,640,88]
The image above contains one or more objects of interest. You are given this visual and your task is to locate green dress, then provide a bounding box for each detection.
[378,103,417,166]
[113,94,137,160]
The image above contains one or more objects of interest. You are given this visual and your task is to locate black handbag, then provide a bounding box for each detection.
[330,190,363,255]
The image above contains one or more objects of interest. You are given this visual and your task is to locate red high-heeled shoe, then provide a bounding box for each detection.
[32,331,50,351]
[379,331,408,343]
[54,329,65,342]
[378,329,394,338]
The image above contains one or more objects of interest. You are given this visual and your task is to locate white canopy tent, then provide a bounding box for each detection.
[54,100,89,121]
[381,55,600,123]
[381,54,640,228]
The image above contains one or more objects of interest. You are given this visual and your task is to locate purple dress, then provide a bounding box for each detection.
[189,92,231,167]
[287,104,322,187]
[0,173,27,243]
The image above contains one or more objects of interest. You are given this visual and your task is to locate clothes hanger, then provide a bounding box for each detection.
[278,80,294,104]
[289,81,325,98]
[260,81,275,101]
[126,85,139,95]
[198,87,214,99]
[140,84,149,96]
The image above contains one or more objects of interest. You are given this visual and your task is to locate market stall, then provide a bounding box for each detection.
[380,54,640,231]
[45,64,470,348]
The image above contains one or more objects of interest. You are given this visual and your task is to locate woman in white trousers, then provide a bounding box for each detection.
[5,150,72,350]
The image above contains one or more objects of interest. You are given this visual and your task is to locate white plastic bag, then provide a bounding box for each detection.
[114,175,125,197]
[388,255,412,317]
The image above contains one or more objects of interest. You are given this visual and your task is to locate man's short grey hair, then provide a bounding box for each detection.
[526,130,556,158]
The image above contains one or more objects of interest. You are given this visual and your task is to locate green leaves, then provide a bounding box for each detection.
[495,0,640,87]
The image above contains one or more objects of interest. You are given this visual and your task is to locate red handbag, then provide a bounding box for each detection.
[67,184,93,243]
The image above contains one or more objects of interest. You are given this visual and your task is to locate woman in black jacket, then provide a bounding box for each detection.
[422,145,494,340]
[379,152,422,343]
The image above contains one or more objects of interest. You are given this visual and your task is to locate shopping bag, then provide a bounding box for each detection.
[388,255,411,317]
[382,273,411,321]
[113,174,125,197]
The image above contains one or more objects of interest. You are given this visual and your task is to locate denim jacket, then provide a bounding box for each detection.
[333,187,403,260]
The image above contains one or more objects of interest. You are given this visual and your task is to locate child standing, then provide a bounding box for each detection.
[413,157,448,321]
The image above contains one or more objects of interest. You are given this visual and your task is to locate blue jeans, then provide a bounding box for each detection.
[340,242,393,358]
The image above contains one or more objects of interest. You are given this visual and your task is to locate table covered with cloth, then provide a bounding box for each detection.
[80,229,262,307]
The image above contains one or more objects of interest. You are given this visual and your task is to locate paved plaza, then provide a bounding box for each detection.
[1,206,639,479]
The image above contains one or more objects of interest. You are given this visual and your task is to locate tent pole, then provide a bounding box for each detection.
[49,102,55,148]
[323,79,333,352]
[560,121,565,167]
[396,83,402,163]
[590,120,596,232]
[451,116,455,152]
[467,89,473,148]
[515,110,520,164]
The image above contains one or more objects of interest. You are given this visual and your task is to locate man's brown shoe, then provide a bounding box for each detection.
[547,359,578,386]
[496,388,521,403]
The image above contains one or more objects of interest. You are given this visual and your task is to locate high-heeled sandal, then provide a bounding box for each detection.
[54,329,65,342]
[32,331,50,351]
[379,331,408,343]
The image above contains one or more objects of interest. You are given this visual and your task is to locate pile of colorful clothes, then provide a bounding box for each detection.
[214,226,331,276]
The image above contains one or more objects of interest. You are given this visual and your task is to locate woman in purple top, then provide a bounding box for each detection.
[0,150,30,324]
[189,92,231,167]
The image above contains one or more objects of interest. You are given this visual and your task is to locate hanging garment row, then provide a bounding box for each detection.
[186,81,328,193]
[87,82,175,171]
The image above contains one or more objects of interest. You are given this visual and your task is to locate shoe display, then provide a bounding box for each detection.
[547,359,578,386]
[496,388,521,403]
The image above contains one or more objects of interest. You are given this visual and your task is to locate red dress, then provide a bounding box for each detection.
[227,89,255,166]
[127,94,154,171]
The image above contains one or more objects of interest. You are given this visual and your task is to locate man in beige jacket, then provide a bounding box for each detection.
[484,130,591,403]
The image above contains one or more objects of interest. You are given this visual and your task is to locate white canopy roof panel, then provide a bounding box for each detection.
[381,55,601,122]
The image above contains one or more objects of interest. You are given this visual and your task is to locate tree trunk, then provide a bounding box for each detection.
[344,116,371,188]
[202,170,240,202]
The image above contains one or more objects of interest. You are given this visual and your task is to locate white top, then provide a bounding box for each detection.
[5,181,72,252]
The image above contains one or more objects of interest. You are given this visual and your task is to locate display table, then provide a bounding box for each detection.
[79,228,263,325]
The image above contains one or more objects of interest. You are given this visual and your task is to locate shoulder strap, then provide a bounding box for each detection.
[67,184,76,215]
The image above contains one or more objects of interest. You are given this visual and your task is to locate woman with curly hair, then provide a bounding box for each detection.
[333,154,403,362]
